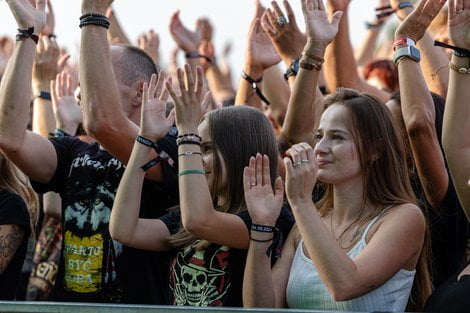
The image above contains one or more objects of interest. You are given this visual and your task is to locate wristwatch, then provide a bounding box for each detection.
[393,45,421,65]
[284,58,300,80]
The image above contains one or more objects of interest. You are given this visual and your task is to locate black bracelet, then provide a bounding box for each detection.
[16,27,39,44]
[241,71,270,105]
[79,13,108,20]
[177,140,201,146]
[250,224,283,259]
[250,236,274,242]
[136,135,176,169]
[79,14,110,29]
[434,40,470,58]
[177,133,202,140]
[79,19,110,29]
[35,91,51,101]
[185,52,212,63]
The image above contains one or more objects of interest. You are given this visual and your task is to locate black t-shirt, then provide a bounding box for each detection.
[160,207,294,307]
[424,262,470,312]
[0,190,30,300]
[31,136,178,304]
[420,175,469,287]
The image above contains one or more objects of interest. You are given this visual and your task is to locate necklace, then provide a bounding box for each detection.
[329,212,364,248]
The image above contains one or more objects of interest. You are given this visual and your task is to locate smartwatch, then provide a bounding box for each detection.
[284,58,300,81]
[393,46,421,65]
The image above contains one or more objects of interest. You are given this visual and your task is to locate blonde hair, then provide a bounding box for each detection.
[0,153,39,238]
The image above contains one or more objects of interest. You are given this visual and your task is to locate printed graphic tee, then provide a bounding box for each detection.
[160,207,294,306]
[32,136,178,303]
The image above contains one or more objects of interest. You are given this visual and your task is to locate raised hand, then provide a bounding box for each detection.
[261,0,307,62]
[169,11,202,53]
[196,18,213,42]
[284,143,317,204]
[395,0,446,42]
[245,17,282,71]
[50,72,82,134]
[244,154,284,226]
[165,65,208,134]
[198,40,215,72]
[390,0,415,20]
[139,73,175,141]
[33,36,64,84]
[448,0,470,49]
[302,0,343,50]
[42,0,54,36]
[137,30,160,64]
[5,0,46,32]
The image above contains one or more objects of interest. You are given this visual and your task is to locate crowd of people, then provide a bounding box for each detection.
[0,0,468,311]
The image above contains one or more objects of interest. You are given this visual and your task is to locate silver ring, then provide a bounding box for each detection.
[293,161,302,168]
[301,159,309,164]
[276,16,287,28]
[456,9,464,14]
[250,183,256,187]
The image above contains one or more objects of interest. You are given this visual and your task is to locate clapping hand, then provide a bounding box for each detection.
[244,154,284,226]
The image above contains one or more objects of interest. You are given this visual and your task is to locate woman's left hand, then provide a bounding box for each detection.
[244,154,284,226]
[284,142,317,205]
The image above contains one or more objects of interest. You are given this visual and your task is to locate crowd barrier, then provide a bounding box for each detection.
[0,302,373,313]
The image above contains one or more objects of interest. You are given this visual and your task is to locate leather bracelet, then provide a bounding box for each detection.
[185,52,212,63]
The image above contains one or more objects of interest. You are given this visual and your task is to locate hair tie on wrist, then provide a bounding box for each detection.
[241,71,270,105]
[16,27,39,44]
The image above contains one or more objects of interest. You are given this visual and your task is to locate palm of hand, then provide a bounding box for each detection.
[305,11,338,46]
[55,96,82,125]
[449,12,470,49]
[142,97,172,139]
[245,184,283,224]
[248,32,281,69]
[8,0,47,31]
[171,18,201,52]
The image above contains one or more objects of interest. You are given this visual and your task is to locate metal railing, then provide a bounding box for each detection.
[0,302,359,313]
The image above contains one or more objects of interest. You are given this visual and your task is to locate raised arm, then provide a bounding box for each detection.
[110,73,174,251]
[80,0,164,182]
[235,1,281,109]
[442,0,470,217]
[391,0,450,98]
[324,0,390,102]
[281,0,343,147]
[395,0,448,207]
[167,65,251,249]
[0,0,57,184]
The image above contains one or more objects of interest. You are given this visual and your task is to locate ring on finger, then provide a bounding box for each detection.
[301,159,309,164]
[293,161,302,168]
[456,9,464,14]
[276,16,287,28]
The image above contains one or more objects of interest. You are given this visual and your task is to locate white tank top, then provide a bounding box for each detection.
[285,215,415,311]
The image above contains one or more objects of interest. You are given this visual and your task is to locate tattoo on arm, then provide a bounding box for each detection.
[0,225,26,274]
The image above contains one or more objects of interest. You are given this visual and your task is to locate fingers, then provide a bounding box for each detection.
[283,0,297,24]
[255,153,263,188]
[194,66,204,101]
[261,11,278,37]
[166,108,176,126]
[271,1,284,17]
[262,154,272,187]
[274,176,284,198]
[148,73,157,99]
[57,54,70,72]
[330,10,344,26]
[318,0,326,11]
[142,82,149,108]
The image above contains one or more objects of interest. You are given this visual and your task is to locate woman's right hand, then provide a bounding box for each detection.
[244,154,284,226]
[302,0,343,51]
[6,0,46,33]
[284,143,317,205]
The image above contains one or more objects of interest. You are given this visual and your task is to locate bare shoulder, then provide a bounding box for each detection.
[366,203,425,243]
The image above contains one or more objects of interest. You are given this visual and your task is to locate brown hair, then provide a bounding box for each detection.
[0,153,39,238]
[169,106,279,249]
[317,88,432,311]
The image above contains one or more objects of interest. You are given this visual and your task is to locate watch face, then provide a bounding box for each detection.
[409,46,421,60]
[292,58,300,72]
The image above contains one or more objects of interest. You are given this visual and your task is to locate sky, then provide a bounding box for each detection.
[0,0,381,75]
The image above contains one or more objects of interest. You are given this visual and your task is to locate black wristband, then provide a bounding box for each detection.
[35,91,51,101]
[141,156,161,172]
[79,14,110,29]
[185,52,212,63]
[434,40,470,58]
[251,224,275,233]
[16,27,39,44]
[241,71,270,105]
